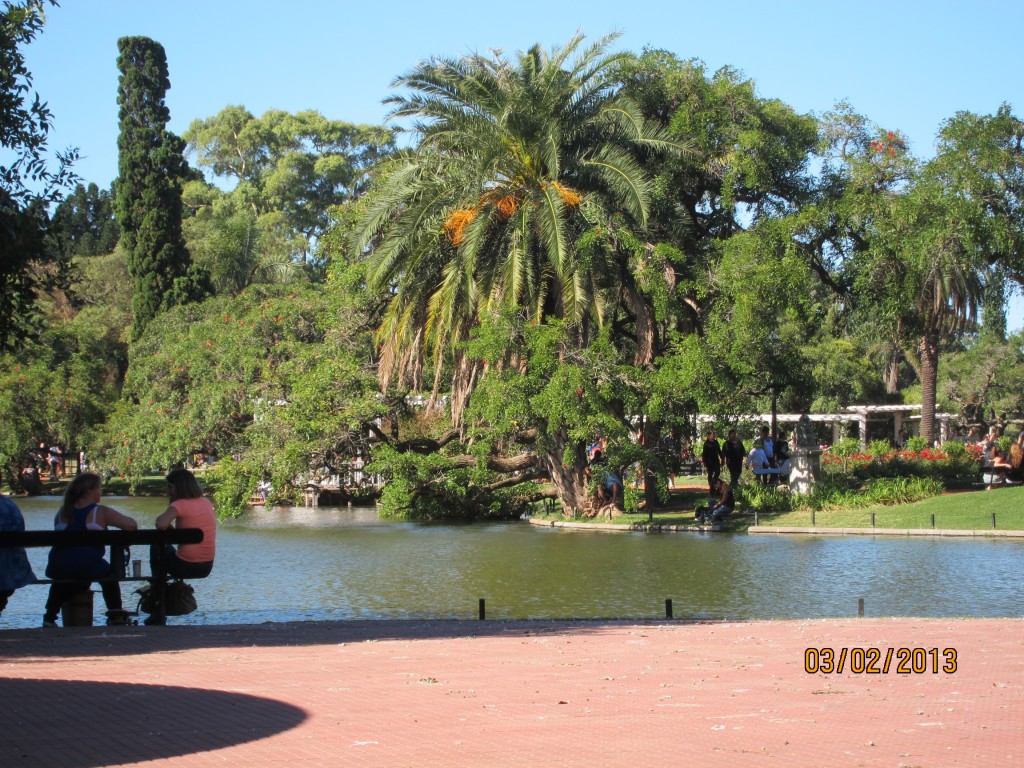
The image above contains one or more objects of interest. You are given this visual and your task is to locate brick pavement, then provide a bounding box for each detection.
[1,617,1021,767]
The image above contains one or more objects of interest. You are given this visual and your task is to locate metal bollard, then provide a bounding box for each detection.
[992,512,997,529]
[478,598,485,620]
[857,598,864,618]
[665,598,673,619]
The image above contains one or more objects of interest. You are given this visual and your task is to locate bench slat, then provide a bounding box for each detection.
[0,528,203,548]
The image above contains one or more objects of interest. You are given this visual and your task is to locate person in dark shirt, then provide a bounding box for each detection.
[701,430,724,494]
[696,478,734,524]
[722,430,746,486]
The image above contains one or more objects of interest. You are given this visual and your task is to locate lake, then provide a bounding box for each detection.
[2,496,1022,629]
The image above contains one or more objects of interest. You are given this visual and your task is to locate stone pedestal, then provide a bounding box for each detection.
[788,448,822,495]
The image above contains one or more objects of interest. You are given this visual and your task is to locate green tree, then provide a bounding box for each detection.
[854,163,986,446]
[354,34,672,421]
[349,34,685,517]
[51,182,119,257]
[931,105,1023,288]
[939,332,1024,429]
[184,106,393,265]
[96,284,383,510]
[115,36,208,340]
[0,0,77,353]
[185,206,305,296]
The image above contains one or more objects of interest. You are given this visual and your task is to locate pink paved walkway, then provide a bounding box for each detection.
[1,617,1021,767]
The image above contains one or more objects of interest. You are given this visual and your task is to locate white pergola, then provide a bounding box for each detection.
[697,405,955,447]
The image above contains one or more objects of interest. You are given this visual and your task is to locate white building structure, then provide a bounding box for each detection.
[698,404,955,447]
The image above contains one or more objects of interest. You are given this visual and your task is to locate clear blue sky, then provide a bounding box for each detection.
[23,0,1022,322]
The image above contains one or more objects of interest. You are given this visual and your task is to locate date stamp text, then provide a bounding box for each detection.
[804,647,957,674]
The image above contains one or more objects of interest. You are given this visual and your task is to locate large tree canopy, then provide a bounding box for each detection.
[184,106,394,265]
[354,34,679,413]
[0,0,77,353]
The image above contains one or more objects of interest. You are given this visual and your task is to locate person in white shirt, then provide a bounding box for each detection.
[746,438,770,484]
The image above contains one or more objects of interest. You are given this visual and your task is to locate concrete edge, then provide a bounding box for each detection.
[527,517,717,533]
[528,518,1024,538]
[747,526,1024,538]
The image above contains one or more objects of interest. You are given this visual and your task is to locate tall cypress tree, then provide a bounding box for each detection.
[115,36,206,340]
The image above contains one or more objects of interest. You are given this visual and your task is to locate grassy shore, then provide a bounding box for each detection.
[534,482,1024,532]
[11,471,1023,532]
[754,484,1024,530]
[3,472,187,498]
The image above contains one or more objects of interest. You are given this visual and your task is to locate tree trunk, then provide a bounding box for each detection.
[449,353,482,432]
[542,429,595,516]
[918,332,940,446]
[624,283,655,367]
[884,351,901,395]
[642,416,661,510]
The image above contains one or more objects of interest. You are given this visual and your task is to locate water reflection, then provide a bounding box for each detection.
[2,497,1021,629]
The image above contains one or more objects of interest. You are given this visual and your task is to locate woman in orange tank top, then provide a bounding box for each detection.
[147,469,216,624]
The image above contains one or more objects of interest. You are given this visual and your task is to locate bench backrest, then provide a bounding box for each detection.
[0,528,203,548]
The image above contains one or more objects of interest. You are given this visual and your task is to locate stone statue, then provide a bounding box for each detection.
[795,414,817,450]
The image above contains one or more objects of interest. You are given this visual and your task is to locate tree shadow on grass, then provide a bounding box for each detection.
[0,678,306,767]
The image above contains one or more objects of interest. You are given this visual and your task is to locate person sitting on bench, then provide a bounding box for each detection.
[145,469,217,625]
[983,442,1012,489]
[43,473,138,627]
[0,496,36,619]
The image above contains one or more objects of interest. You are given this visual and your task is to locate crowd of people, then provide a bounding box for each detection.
[0,468,216,628]
[583,425,796,521]
[977,428,1024,489]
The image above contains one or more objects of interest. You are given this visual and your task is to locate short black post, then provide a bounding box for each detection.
[857,598,864,617]
[665,598,673,619]
[811,509,816,527]
[478,598,485,620]
[931,513,935,529]
[871,512,875,528]
[992,512,997,529]
[754,509,759,526]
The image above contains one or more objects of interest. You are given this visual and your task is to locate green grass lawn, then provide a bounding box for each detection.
[534,484,1024,532]
[756,485,1024,531]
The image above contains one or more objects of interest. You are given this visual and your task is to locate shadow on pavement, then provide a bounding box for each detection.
[0,618,723,659]
[0,678,306,767]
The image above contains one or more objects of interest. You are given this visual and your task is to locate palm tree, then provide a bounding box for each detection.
[907,185,984,446]
[353,33,677,425]
[870,178,984,446]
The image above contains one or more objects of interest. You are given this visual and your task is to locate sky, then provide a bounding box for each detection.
[21,0,1023,322]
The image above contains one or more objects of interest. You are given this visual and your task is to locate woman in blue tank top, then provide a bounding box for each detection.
[44,473,138,627]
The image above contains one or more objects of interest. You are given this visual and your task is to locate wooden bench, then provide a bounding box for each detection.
[0,528,204,626]
[753,468,786,485]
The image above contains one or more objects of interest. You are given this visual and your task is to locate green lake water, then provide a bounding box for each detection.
[3,496,1022,629]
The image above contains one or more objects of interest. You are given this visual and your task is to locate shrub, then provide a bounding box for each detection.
[860,476,944,505]
[868,438,894,460]
[735,482,798,514]
[904,436,929,453]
